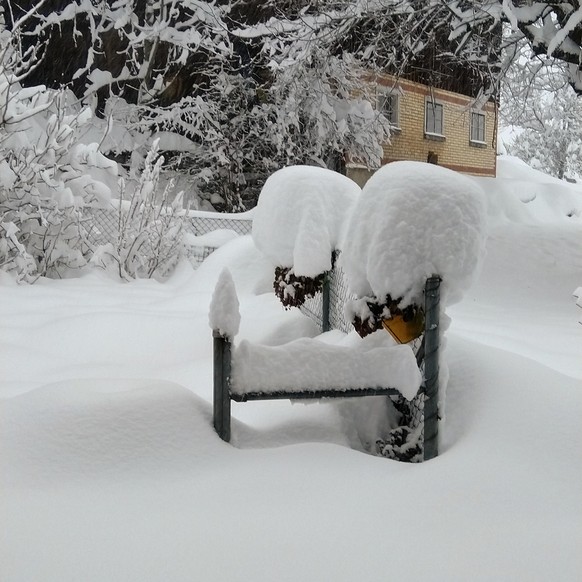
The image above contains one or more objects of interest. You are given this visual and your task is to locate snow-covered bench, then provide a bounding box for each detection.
[214,330,422,442]
[231,338,421,401]
[213,333,422,442]
[209,270,441,461]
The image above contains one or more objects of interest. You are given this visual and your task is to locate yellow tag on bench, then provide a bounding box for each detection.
[382,309,424,344]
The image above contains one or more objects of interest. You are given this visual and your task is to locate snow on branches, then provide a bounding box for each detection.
[449,0,582,94]
[0,72,117,281]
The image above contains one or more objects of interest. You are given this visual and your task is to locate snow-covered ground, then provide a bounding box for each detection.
[1,157,581,581]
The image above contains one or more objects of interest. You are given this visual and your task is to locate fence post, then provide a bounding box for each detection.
[322,273,331,332]
[213,330,232,442]
[423,276,441,461]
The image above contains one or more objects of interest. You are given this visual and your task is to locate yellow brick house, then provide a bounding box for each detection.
[347,73,498,187]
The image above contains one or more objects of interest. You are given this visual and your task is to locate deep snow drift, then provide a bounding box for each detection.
[1,157,581,582]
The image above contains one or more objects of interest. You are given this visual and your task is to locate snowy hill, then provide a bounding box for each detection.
[1,157,581,582]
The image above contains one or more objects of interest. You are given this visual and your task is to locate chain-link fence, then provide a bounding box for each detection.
[85,208,121,247]
[299,261,437,462]
[182,213,253,237]
[83,207,252,268]
[299,263,355,334]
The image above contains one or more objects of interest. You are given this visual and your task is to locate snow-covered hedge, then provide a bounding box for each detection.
[342,161,487,311]
[252,165,360,307]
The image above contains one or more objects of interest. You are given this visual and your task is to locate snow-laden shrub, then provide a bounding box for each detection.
[0,75,117,282]
[342,161,487,334]
[252,166,360,308]
[91,140,188,281]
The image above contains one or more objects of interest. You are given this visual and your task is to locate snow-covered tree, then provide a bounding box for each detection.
[257,1,582,98]
[507,90,582,179]
[0,4,118,281]
[500,39,582,179]
[501,39,570,124]
[0,2,396,210]
[446,1,582,95]
[11,0,582,213]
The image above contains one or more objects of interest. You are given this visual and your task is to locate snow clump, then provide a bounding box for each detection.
[252,165,360,276]
[342,161,487,308]
[209,268,240,338]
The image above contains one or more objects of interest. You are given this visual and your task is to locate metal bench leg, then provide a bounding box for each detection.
[213,331,232,442]
[423,276,441,461]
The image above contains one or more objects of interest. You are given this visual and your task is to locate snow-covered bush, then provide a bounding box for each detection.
[91,141,188,281]
[342,161,487,336]
[0,53,187,284]
[252,166,360,308]
[0,74,117,282]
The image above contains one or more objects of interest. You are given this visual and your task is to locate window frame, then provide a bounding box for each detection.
[377,89,401,130]
[470,111,486,145]
[424,98,445,137]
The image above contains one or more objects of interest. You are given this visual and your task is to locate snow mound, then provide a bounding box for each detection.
[184,229,239,248]
[342,161,487,306]
[496,155,566,184]
[1,379,217,484]
[474,156,582,223]
[252,166,360,276]
[195,235,274,296]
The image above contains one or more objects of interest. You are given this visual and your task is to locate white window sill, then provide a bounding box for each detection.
[424,132,445,142]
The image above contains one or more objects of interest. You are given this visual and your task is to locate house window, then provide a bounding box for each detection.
[470,111,486,144]
[378,91,400,128]
[425,99,444,136]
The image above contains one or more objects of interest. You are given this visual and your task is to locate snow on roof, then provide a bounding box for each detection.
[341,161,487,307]
[252,165,360,276]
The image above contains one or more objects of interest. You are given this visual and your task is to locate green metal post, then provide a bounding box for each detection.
[322,274,331,332]
[213,330,231,442]
[423,276,441,461]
